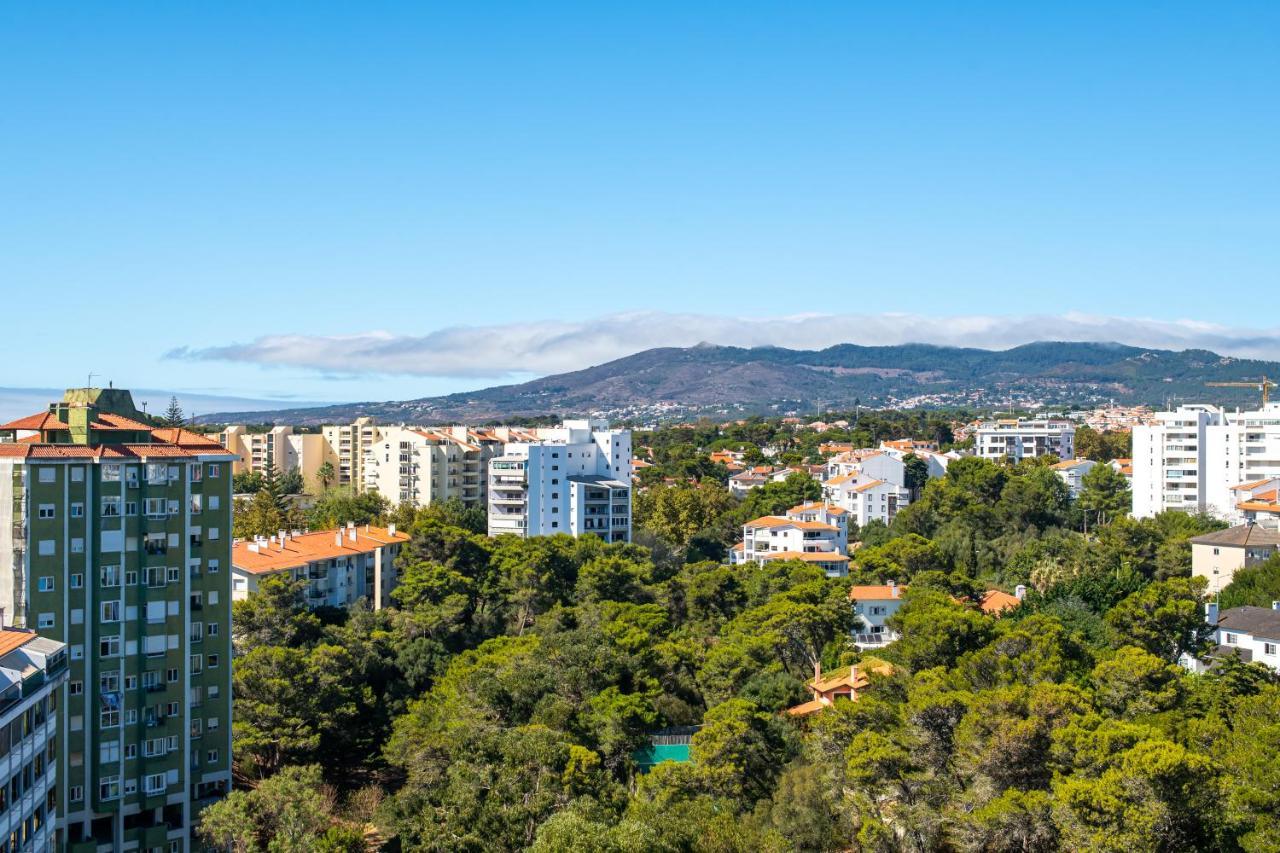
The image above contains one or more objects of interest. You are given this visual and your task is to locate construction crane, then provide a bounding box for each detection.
[1206,376,1277,407]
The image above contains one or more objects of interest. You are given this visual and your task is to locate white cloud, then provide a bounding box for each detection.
[167,311,1280,379]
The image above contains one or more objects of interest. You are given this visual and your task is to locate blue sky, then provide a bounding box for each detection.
[2,2,1278,409]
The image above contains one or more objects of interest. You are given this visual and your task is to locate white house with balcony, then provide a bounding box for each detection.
[1052,458,1097,498]
[730,503,850,577]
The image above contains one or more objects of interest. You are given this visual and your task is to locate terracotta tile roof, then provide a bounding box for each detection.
[93,413,156,431]
[232,525,410,575]
[0,412,70,431]
[979,589,1021,614]
[0,628,38,659]
[1231,478,1276,491]
[788,502,848,516]
[851,479,887,493]
[149,428,226,449]
[761,551,849,563]
[849,584,906,601]
[785,698,828,717]
[1237,500,1280,512]
[744,516,838,531]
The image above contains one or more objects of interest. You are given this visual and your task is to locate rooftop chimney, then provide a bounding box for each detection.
[1206,601,1220,626]
[335,532,344,548]
[388,523,396,536]
[347,527,356,541]
[889,579,899,598]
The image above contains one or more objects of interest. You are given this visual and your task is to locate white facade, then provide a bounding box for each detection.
[849,583,907,648]
[731,503,850,577]
[1052,459,1097,498]
[823,473,903,528]
[1133,404,1280,520]
[976,419,1075,461]
[487,420,632,542]
[0,632,67,853]
[1198,603,1280,674]
[362,426,495,508]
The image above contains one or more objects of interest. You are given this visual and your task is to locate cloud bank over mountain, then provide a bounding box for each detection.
[169,312,1280,380]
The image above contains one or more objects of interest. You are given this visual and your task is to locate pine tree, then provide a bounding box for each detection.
[162,396,185,429]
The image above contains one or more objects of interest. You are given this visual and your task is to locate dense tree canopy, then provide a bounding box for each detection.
[216,417,1280,851]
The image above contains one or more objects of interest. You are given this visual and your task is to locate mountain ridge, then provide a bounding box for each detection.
[194,340,1277,425]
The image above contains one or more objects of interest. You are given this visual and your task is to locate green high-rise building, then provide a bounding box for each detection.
[0,388,234,852]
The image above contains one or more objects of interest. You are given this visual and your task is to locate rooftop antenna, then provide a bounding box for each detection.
[87,372,97,389]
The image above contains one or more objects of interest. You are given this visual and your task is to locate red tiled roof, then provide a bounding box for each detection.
[0,412,70,431]
[979,589,1021,614]
[849,584,906,601]
[232,525,410,575]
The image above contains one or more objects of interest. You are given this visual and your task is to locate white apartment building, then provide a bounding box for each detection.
[231,524,410,609]
[730,503,850,577]
[487,420,632,542]
[975,419,1075,461]
[1133,403,1280,519]
[0,629,67,853]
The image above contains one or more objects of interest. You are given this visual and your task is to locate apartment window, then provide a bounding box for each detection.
[144,773,166,795]
[101,565,120,587]
[124,778,137,795]
[68,785,83,803]
[37,540,55,556]
[100,708,119,728]
[208,654,220,669]
[207,749,219,763]
[190,623,203,642]
[102,464,121,482]
[209,495,220,511]
[37,577,54,593]
[165,701,180,717]
[70,645,84,660]
[102,496,121,517]
[207,717,219,731]
[37,504,54,520]
[1265,642,1278,656]
[126,570,138,586]
[125,500,138,516]
[99,636,120,658]
[71,502,84,518]
[100,740,119,764]
[191,463,203,482]
[1224,633,1237,645]
[125,743,137,760]
[145,566,165,588]
[167,566,181,583]
[101,671,119,692]
[143,670,160,690]
[125,675,137,690]
[71,538,84,554]
[101,601,121,623]
[190,495,202,514]
[208,559,220,574]
[208,685,220,699]
[71,466,84,482]
[166,735,178,751]
[190,719,202,737]
[146,464,167,485]
[37,613,54,629]
[208,527,220,541]
[190,654,203,674]
[208,622,219,637]
[38,467,55,484]
[144,533,167,555]
[167,668,179,683]
[144,498,166,518]
[208,465,220,478]
[69,681,83,696]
